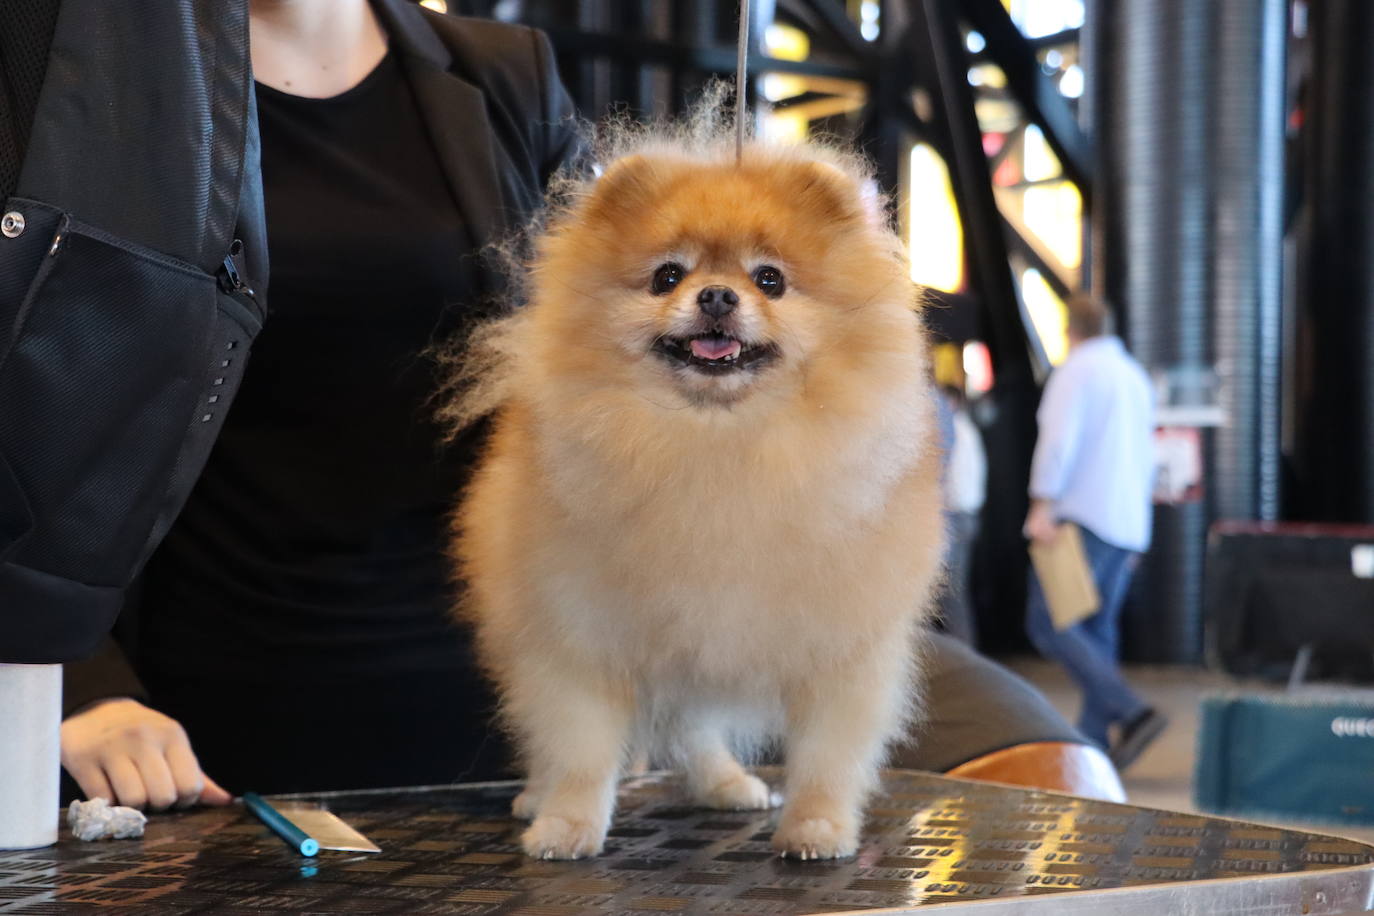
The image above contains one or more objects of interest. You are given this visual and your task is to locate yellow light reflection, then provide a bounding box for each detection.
[765,23,810,61]
[1022,268,1069,364]
[418,0,447,11]
[760,21,812,131]
[968,63,1008,89]
[759,110,809,144]
[933,342,964,390]
[902,796,975,904]
[1022,125,1061,182]
[908,144,964,293]
[761,73,807,102]
[1023,181,1082,269]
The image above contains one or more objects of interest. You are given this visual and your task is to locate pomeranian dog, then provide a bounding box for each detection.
[447,127,944,861]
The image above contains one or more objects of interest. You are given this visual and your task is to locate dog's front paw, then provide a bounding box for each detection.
[696,772,777,811]
[772,815,857,860]
[522,814,606,860]
[511,789,542,821]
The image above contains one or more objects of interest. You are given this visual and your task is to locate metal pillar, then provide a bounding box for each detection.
[1089,0,1286,663]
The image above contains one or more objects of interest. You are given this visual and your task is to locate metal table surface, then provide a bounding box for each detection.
[2,769,1372,915]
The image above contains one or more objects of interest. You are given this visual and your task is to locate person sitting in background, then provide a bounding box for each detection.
[935,373,986,647]
[1023,294,1166,770]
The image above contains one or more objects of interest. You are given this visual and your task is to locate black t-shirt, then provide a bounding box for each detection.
[132,51,509,792]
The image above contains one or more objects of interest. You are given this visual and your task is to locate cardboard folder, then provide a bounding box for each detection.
[1029,524,1100,630]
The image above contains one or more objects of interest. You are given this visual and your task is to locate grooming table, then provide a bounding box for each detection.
[2,769,1372,914]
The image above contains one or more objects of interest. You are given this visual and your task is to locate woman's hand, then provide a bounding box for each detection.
[60,698,232,810]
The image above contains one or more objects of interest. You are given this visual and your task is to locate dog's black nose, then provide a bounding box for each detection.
[697,285,739,319]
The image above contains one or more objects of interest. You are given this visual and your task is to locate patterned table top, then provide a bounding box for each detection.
[2,769,1372,914]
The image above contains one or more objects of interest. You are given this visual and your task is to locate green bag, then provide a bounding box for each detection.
[1196,689,1374,826]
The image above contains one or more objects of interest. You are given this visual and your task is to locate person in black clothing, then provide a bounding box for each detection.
[59,0,578,806]
[59,0,1105,810]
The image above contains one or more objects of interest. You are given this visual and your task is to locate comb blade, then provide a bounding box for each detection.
[274,804,381,853]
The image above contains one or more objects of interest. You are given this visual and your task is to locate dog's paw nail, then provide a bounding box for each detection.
[522,814,606,860]
[772,816,856,860]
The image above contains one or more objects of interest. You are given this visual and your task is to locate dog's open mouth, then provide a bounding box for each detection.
[652,333,780,374]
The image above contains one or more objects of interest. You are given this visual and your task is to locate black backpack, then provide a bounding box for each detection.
[0,0,267,662]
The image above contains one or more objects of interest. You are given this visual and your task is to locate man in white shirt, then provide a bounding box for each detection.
[1023,295,1166,770]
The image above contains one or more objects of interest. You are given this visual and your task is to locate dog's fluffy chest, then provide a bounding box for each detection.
[541,391,927,532]
[528,409,931,676]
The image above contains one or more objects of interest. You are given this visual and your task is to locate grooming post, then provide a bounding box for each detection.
[735,0,751,161]
[0,663,61,849]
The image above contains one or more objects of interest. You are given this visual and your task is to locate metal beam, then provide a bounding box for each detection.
[908,0,1045,381]
[793,0,875,62]
[958,0,1092,195]
[1003,215,1075,300]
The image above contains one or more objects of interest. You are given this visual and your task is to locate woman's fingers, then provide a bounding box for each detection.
[165,740,210,808]
[200,774,234,805]
[132,747,179,811]
[102,755,148,810]
[66,761,115,807]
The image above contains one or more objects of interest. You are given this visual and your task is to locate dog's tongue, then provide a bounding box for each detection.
[690,337,742,360]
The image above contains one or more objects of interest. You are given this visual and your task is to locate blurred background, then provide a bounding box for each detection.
[418,0,1372,830]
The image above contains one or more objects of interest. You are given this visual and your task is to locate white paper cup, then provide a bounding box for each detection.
[0,663,61,849]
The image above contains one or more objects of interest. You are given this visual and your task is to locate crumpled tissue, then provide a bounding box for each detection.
[68,797,147,841]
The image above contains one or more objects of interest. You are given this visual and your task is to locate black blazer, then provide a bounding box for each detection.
[1,0,578,669]
[372,0,581,292]
[61,2,582,709]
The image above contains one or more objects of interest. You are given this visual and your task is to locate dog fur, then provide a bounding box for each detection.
[448,131,945,861]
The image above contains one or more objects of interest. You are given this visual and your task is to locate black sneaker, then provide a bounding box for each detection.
[1109,708,1168,771]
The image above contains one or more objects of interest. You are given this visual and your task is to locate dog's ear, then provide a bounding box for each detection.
[792,160,877,228]
[584,154,665,224]
[596,153,653,185]
[857,178,887,230]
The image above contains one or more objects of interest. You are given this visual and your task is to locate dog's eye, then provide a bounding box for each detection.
[651,263,686,295]
[753,265,785,298]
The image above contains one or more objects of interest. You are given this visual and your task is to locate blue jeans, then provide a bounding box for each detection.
[1025,525,1148,748]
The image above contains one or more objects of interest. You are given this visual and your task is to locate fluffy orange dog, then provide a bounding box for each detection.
[450,134,944,861]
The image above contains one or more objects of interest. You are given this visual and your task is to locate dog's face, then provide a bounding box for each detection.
[534,151,909,407]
